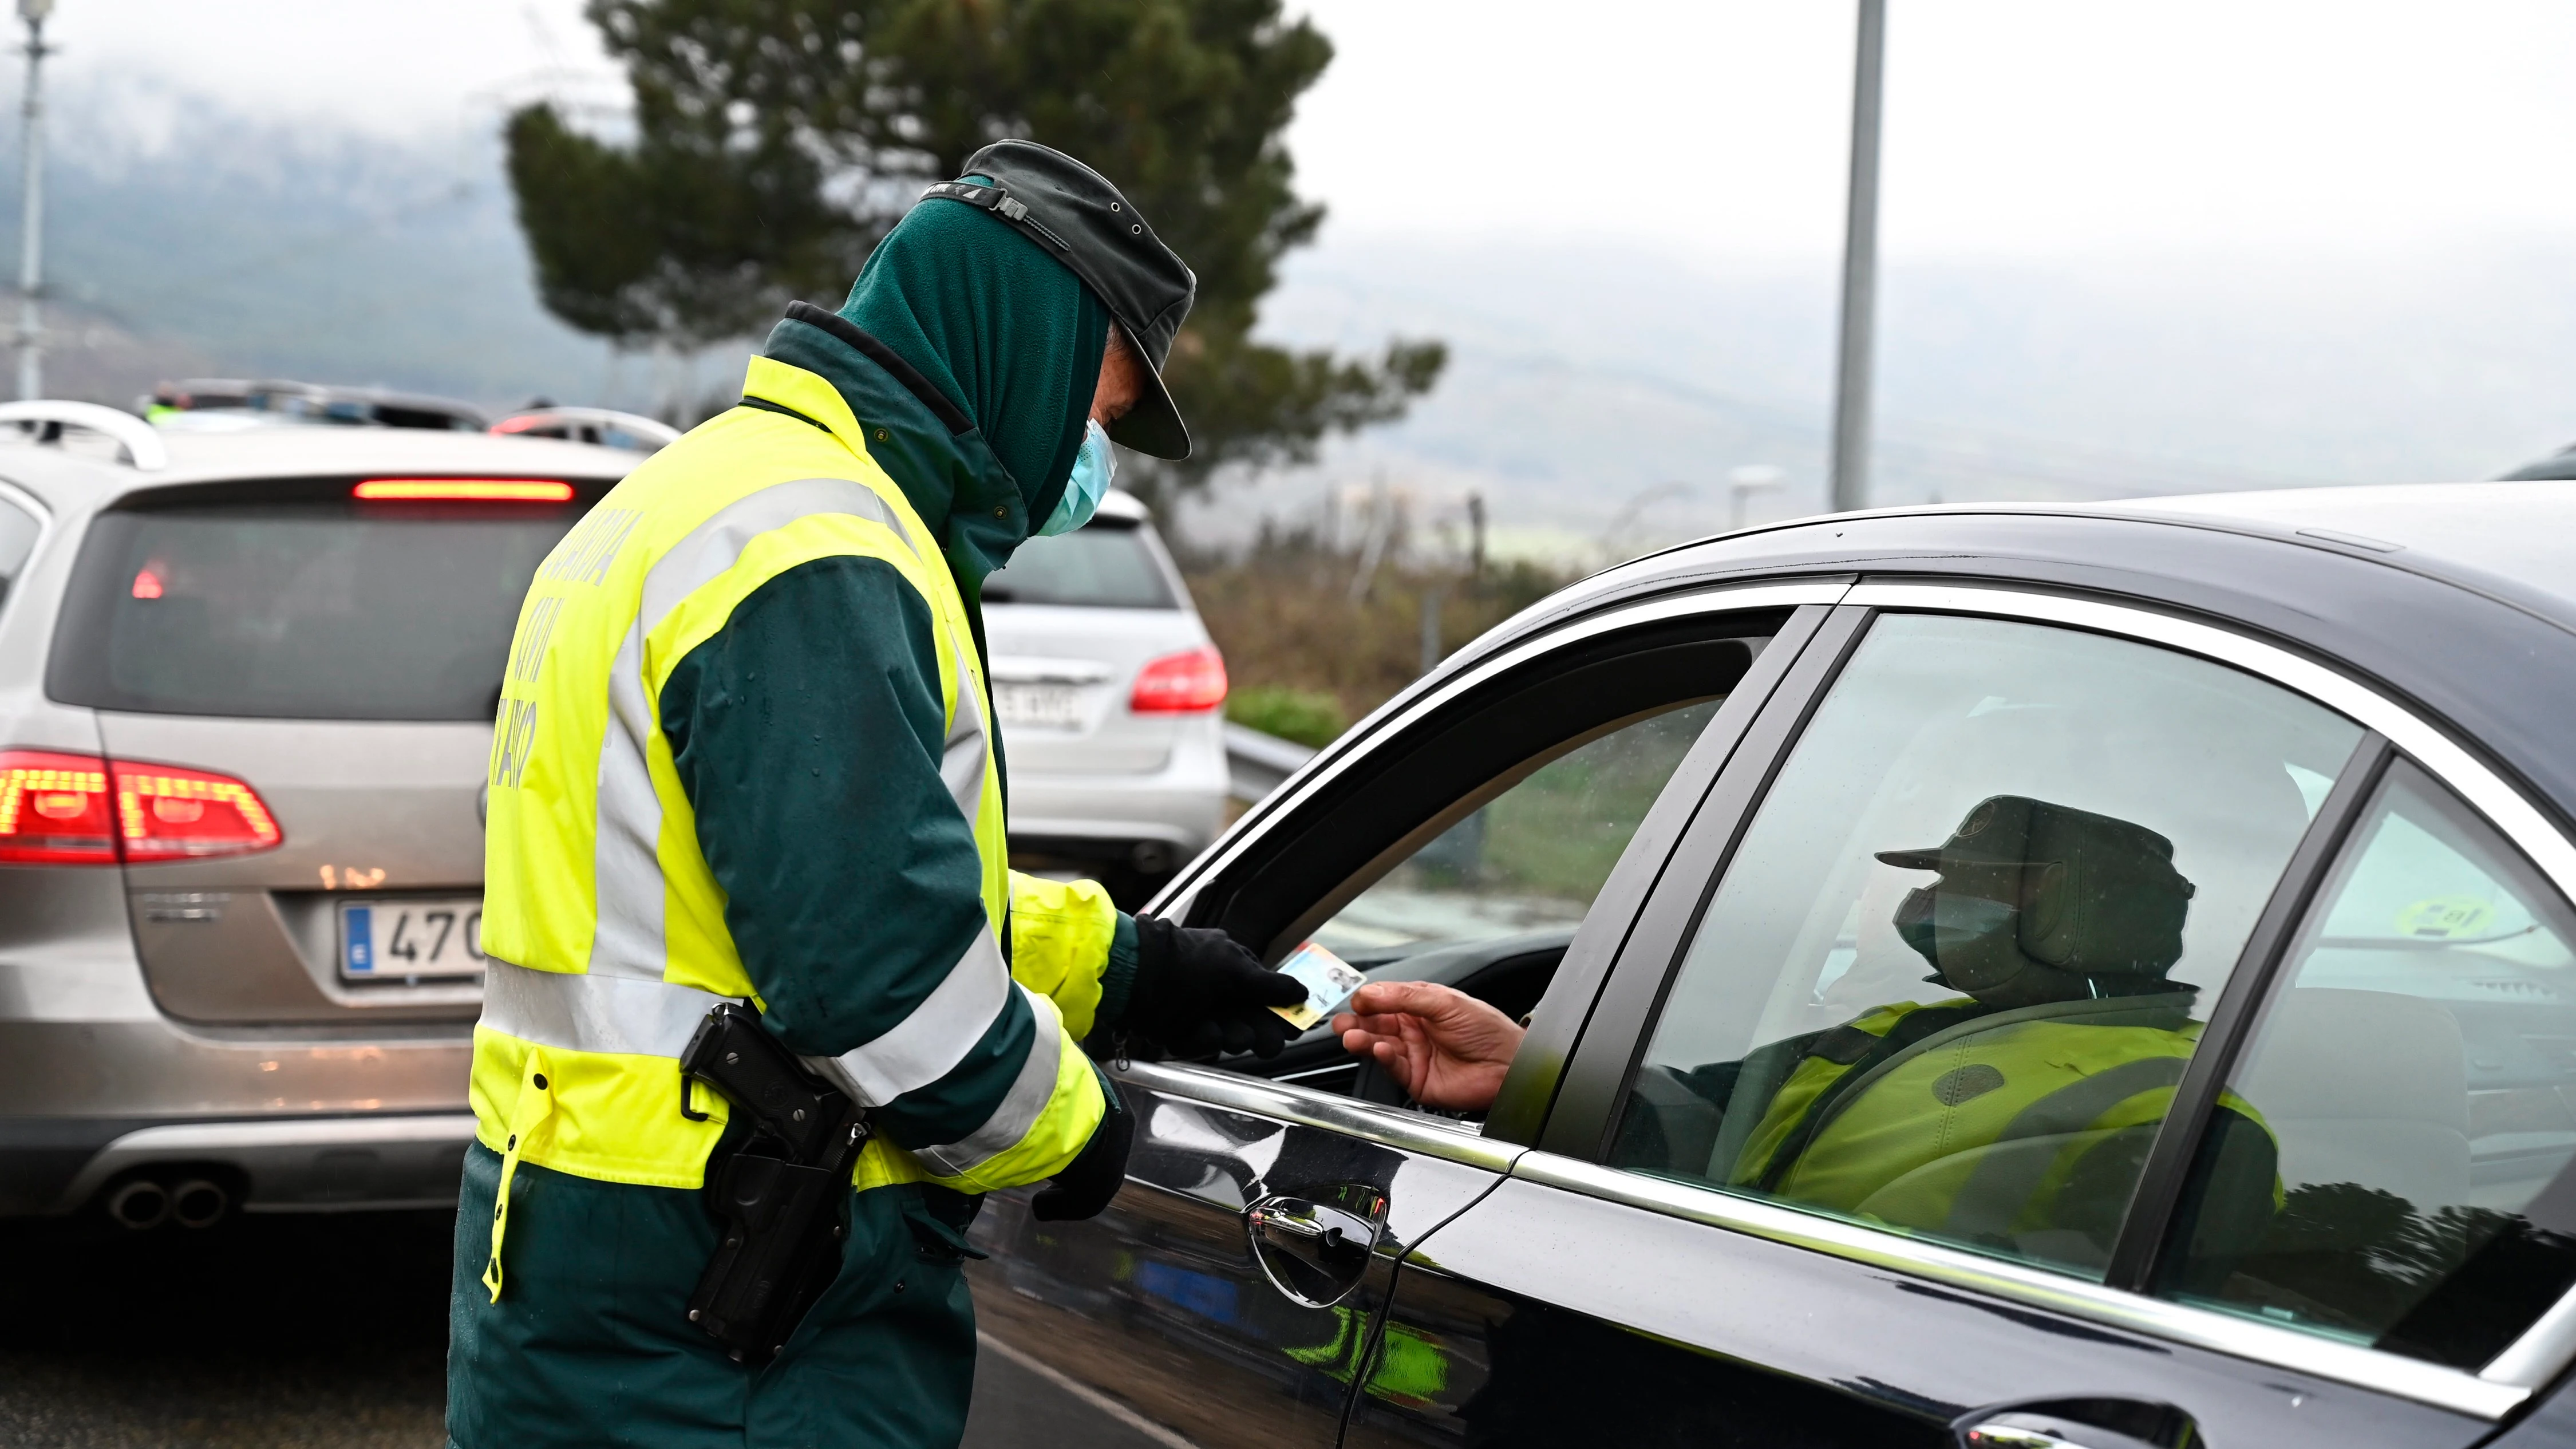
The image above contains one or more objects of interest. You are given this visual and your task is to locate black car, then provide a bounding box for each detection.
[964,482,2576,1449]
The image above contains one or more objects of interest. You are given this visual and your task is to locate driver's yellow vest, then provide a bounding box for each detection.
[471,359,1113,1270]
[1732,997,2273,1257]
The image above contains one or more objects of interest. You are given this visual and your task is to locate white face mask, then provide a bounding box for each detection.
[1038,419,1115,536]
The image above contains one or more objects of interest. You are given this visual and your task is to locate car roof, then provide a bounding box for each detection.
[2117,481,2576,620]
[0,424,641,519]
[1416,481,2576,833]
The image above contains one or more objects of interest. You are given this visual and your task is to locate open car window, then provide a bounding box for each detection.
[1203,612,1779,1101]
[1605,612,2367,1283]
[1312,701,1720,966]
[1257,701,1728,1101]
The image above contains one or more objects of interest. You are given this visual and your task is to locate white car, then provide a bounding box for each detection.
[981,489,1228,906]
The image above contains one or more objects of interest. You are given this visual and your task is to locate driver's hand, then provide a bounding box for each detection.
[1333,981,1526,1112]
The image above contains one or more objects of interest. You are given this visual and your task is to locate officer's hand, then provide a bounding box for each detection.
[1030,1081,1133,1221]
[1333,981,1526,1112]
[1127,915,1308,1060]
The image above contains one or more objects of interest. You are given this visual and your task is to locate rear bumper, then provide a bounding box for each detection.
[0,1016,473,1215]
[42,1112,475,1214]
[1009,716,1228,859]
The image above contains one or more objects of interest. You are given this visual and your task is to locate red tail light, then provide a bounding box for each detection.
[114,761,284,861]
[1129,646,1228,713]
[0,751,117,863]
[0,749,282,866]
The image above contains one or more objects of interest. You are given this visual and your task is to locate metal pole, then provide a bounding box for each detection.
[1828,0,1885,514]
[14,0,48,402]
[1417,583,1444,677]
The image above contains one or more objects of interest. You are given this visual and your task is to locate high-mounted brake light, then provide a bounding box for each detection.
[1129,646,1228,713]
[0,749,282,866]
[354,479,575,502]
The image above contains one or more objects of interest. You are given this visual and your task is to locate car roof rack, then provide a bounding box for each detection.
[489,406,683,451]
[0,400,168,470]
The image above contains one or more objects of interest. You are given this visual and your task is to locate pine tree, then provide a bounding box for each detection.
[506,0,1445,495]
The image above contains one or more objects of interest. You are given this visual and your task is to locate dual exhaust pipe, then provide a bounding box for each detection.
[104,1175,231,1231]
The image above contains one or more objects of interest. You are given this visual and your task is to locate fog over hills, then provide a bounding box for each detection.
[1207,234,2576,558]
[22,89,2576,560]
[33,85,621,413]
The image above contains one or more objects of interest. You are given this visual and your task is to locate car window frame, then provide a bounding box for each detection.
[1156,583,1847,955]
[0,475,51,625]
[1519,579,2576,1423]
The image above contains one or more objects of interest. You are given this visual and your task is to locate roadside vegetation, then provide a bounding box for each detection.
[1187,526,1575,748]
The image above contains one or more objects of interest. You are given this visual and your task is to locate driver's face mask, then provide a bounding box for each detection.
[1879,795,2196,1005]
[1038,420,1115,537]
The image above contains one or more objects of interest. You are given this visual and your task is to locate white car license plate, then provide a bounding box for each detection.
[341,898,485,980]
[994,681,1085,729]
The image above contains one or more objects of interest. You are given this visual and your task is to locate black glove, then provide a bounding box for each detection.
[1030,1081,1134,1222]
[1125,915,1309,1060]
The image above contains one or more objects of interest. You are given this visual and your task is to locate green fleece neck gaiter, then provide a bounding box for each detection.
[840,196,1108,536]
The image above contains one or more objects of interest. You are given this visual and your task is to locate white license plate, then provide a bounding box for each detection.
[341,898,485,980]
[994,682,1086,729]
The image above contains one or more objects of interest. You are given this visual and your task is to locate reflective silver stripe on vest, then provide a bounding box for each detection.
[586,476,925,981]
[942,652,991,828]
[912,985,1064,1178]
[812,924,1014,1107]
[641,476,917,630]
[588,614,668,980]
[481,957,726,1058]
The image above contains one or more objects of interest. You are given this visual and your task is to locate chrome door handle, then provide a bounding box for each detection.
[1246,1190,1383,1308]
[1955,1401,2186,1449]
[1961,1424,2095,1449]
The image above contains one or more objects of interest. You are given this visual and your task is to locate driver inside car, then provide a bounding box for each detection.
[1333,795,2281,1272]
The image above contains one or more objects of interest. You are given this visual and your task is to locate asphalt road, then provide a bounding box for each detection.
[0,1207,1162,1449]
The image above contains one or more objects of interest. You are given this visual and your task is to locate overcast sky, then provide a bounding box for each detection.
[35,0,2576,263]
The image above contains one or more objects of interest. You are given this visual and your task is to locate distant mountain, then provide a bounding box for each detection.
[17,87,2573,564]
[26,86,655,414]
[1207,233,2576,558]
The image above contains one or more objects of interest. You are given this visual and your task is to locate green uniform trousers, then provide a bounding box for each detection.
[447,1143,979,1448]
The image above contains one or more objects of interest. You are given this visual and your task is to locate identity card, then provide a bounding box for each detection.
[1270,942,1366,1032]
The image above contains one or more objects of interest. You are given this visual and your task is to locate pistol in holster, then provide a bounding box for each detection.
[678,1001,872,1364]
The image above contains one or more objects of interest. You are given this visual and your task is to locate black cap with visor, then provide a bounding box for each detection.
[916,140,1199,460]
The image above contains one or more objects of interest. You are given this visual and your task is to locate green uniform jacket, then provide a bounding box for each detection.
[448,309,1137,1448]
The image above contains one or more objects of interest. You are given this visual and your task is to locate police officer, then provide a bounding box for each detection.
[453,140,1302,1448]
[1337,796,2278,1268]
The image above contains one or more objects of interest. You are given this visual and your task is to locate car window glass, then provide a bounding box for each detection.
[1607,613,2365,1282]
[50,500,580,721]
[981,522,1175,609]
[0,496,34,609]
[1310,700,1722,969]
[2154,763,2576,1368]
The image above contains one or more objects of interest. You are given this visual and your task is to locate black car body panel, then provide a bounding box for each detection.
[1359,1175,2483,1449]
[969,493,2576,1449]
[968,1072,1508,1449]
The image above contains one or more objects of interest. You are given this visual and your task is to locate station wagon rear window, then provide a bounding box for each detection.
[981,520,1176,609]
[50,491,586,720]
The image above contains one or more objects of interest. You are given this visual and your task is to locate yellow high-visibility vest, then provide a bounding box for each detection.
[471,357,1114,1297]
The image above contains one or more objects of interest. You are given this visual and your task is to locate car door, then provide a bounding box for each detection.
[963,584,1840,1449]
[1353,588,2576,1449]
